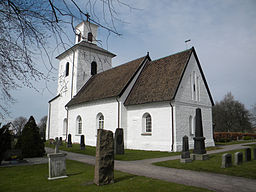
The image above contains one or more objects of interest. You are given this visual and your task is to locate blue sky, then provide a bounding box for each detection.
[5,0,256,123]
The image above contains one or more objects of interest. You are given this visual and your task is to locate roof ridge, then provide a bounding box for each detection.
[151,47,193,63]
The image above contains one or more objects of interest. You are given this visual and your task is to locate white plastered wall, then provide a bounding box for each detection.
[173,52,214,151]
[126,102,172,151]
[67,98,118,145]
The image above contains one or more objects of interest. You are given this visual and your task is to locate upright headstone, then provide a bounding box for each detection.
[48,153,67,180]
[59,137,63,146]
[253,148,256,160]
[54,137,60,153]
[221,153,232,168]
[180,135,192,163]
[234,152,243,165]
[80,135,85,150]
[115,128,124,155]
[192,108,208,160]
[94,129,114,186]
[67,134,72,148]
[245,148,251,161]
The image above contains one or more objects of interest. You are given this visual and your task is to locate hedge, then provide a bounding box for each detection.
[214,132,256,142]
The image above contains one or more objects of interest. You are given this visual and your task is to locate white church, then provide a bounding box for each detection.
[46,21,215,152]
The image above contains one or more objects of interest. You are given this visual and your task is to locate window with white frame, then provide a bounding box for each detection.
[189,116,194,135]
[63,118,67,135]
[142,113,152,134]
[97,113,104,129]
[76,116,82,135]
[191,71,200,101]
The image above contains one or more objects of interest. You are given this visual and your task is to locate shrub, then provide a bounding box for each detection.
[0,123,12,164]
[16,116,45,158]
[243,136,252,140]
[214,132,256,142]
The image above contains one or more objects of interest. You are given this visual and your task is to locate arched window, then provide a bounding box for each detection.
[91,61,97,75]
[142,113,152,133]
[63,118,67,135]
[65,62,69,77]
[97,113,104,129]
[76,116,82,134]
[88,32,93,42]
[78,33,81,42]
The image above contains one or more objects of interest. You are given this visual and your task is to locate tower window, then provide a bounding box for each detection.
[65,62,69,77]
[91,61,97,75]
[88,32,93,42]
[78,33,81,42]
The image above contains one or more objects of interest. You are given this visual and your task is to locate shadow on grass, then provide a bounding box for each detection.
[114,175,137,183]
[67,172,83,177]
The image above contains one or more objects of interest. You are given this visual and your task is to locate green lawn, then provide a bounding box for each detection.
[154,149,256,179]
[45,141,220,161]
[215,140,256,146]
[0,160,211,192]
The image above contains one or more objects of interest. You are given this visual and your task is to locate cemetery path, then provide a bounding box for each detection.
[45,142,256,192]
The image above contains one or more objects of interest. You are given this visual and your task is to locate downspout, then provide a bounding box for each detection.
[65,106,69,142]
[70,49,75,99]
[47,102,51,139]
[116,98,120,128]
[170,103,174,151]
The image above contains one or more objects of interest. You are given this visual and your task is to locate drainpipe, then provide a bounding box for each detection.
[70,49,75,99]
[47,102,51,139]
[116,98,120,128]
[65,106,69,142]
[170,103,174,151]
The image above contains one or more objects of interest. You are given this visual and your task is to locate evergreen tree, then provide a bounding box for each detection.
[213,92,252,133]
[16,116,45,157]
[0,123,12,164]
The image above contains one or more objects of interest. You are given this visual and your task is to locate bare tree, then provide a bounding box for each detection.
[0,0,131,120]
[12,116,27,136]
[213,92,253,133]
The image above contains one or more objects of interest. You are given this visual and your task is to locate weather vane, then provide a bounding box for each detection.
[185,39,191,49]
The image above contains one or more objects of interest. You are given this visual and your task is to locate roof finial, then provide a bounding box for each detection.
[185,39,191,50]
[85,13,90,21]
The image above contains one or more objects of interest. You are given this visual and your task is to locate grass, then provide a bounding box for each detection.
[154,149,256,179]
[215,140,256,146]
[0,160,212,192]
[45,141,221,161]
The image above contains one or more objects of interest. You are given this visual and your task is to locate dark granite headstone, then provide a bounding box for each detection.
[67,134,72,148]
[94,129,114,186]
[59,137,63,146]
[193,108,206,154]
[234,152,243,165]
[115,128,124,155]
[180,135,192,163]
[221,153,232,168]
[80,135,85,150]
[245,148,251,161]
[253,148,256,160]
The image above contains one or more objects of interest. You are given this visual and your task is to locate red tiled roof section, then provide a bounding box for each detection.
[66,56,147,107]
[124,49,193,105]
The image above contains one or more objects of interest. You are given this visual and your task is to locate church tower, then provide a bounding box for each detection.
[46,20,115,140]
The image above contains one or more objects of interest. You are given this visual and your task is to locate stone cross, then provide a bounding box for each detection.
[245,148,251,161]
[221,153,232,168]
[180,135,192,163]
[234,152,243,165]
[67,134,72,148]
[115,128,124,155]
[94,129,114,186]
[80,135,85,150]
[54,137,60,153]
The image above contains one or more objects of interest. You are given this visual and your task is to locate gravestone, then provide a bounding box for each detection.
[180,135,192,163]
[54,137,60,153]
[253,148,256,160]
[80,135,85,150]
[115,128,124,155]
[221,153,232,168]
[67,134,72,148]
[59,137,63,146]
[234,152,243,165]
[192,108,208,160]
[48,153,67,180]
[245,148,251,161]
[94,129,114,186]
